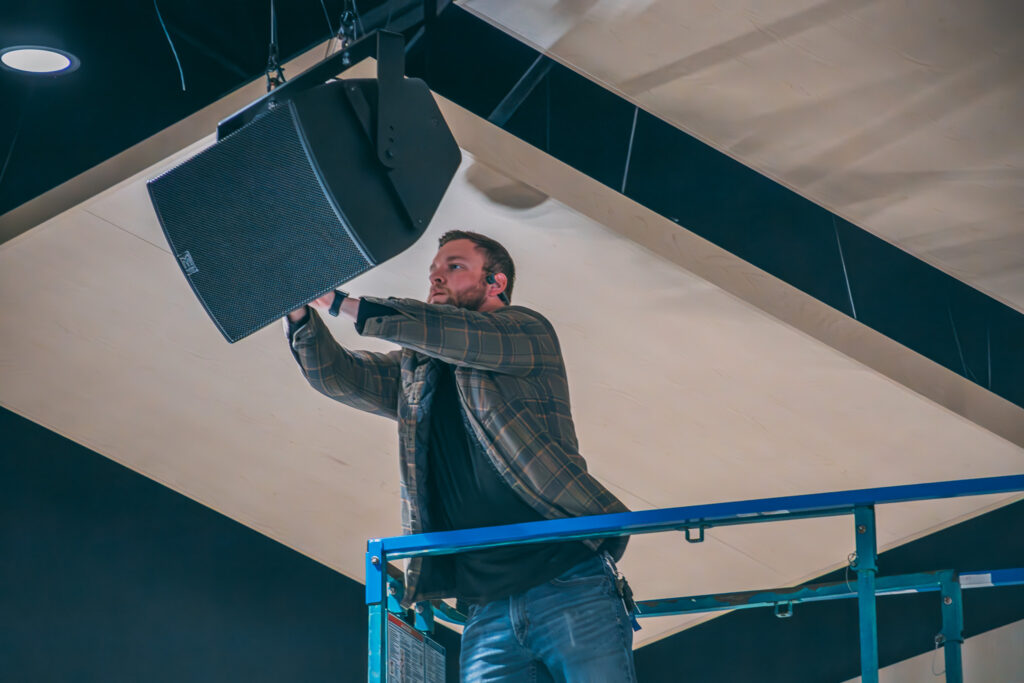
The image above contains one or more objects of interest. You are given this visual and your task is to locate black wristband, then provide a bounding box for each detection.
[328,289,348,316]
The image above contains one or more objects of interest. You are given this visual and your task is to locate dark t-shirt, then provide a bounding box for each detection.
[426,363,594,605]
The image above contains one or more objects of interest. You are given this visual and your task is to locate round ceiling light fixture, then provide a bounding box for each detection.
[0,45,80,74]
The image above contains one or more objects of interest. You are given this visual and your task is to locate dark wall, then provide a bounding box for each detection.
[0,407,460,682]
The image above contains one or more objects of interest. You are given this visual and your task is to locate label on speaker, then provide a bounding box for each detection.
[178,250,199,275]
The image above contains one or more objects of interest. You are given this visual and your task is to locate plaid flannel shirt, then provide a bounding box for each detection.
[287,296,629,606]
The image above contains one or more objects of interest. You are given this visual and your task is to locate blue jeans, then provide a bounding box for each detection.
[459,553,638,682]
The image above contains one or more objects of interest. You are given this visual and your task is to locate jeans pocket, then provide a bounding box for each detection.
[549,554,609,587]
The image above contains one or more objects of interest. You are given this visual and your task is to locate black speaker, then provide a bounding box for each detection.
[147,74,461,342]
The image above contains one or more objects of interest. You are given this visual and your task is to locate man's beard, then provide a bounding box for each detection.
[435,281,488,311]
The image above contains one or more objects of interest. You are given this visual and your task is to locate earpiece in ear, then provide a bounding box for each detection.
[486,273,510,304]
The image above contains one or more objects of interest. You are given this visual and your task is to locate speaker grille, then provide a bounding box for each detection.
[149,103,373,342]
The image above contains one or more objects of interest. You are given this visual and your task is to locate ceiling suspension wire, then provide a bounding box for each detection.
[153,0,186,91]
[318,0,335,35]
[265,0,286,90]
[0,85,34,197]
[319,0,336,58]
[349,0,366,34]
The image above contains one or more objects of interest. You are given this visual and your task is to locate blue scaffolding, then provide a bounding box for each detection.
[366,474,1024,682]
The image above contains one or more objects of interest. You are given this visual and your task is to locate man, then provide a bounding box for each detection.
[285,230,637,682]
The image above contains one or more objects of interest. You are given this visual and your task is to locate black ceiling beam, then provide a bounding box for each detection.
[487,54,552,129]
[164,21,251,80]
[404,25,426,55]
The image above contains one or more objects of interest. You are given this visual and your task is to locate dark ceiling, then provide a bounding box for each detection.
[0,0,404,217]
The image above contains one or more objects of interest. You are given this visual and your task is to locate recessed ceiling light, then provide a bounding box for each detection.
[0,46,80,74]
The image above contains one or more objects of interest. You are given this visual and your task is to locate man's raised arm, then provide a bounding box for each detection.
[354,297,560,376]
[286,295,401,420]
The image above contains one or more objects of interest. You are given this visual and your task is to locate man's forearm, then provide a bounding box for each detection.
[357,298,552,375]
[288,293,362,324]
[339,295,360,321]
[284,298,403,421]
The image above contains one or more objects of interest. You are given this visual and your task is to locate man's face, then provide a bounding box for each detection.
[428,239,489,310]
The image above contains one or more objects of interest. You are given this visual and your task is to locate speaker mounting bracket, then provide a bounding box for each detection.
[217,30,404,142]
[374,31,405,169]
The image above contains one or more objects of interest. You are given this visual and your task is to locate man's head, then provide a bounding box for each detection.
[428,231,516,312]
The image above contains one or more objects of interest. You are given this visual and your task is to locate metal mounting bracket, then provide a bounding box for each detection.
[374,31,404,168]
[683,525,707,543]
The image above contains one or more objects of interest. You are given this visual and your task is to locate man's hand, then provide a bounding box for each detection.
[288,291,329,324]
[288,291,360,323]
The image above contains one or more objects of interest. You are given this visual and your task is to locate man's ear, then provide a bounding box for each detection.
[488,272,508,295]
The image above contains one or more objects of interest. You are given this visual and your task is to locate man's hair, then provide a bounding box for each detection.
[438,230,516,301]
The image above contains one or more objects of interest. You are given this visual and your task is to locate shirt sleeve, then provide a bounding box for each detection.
[286,299,396,338]
[355,297,562,376]
[355,299,401,334]
[286,307,402,419]
[286,307,311,336]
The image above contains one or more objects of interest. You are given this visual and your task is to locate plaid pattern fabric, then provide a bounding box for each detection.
[288,297,629,605]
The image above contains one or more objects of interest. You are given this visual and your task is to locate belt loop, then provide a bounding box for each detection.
[600,551,616,575]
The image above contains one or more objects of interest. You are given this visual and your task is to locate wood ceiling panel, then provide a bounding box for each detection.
[460,0,1024,312]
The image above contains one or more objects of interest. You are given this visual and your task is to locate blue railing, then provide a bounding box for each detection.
[366,474,1024,682]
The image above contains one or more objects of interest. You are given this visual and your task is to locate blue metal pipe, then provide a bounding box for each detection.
[427,566,1024,625]
[379,474,1024,558]
[960,567,1024,589]
[854,506,879,683]
[634,570,952,617]
[366,540,386,683]
[432,600,466,626]
[940,572,965,683]
[365,473,1024,682]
